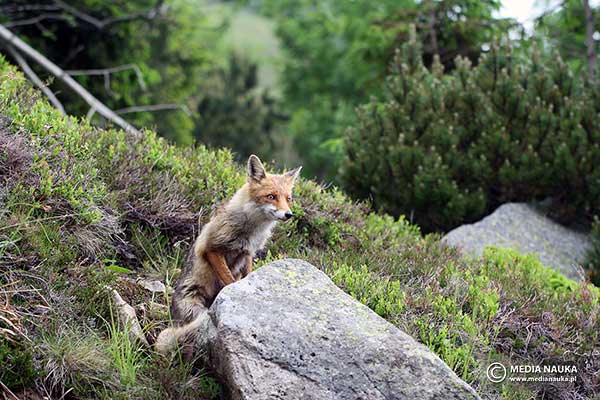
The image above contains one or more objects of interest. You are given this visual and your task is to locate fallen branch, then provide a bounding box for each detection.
[0,23,140,136]
[116,103,192,116]
[4,45,65,114]
[65,64,147,96]
[0,380,20,400]
[111,288,149,347]
[87,103,191,121]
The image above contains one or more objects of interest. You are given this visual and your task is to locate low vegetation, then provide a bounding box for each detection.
[0,56,597,399]
[587,218,600,286]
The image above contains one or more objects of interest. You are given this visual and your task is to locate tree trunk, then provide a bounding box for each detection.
[427,0,439,56]
[583,0,596,80]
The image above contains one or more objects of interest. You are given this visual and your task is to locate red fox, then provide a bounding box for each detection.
[155,155,301,357]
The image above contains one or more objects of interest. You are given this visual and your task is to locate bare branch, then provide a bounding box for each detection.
[53,0,167,30]
[3,13,71,28]
[0,4,61,14]
[115,103,192,116]
[87,103,191,121]
[65,64,147,94]
[4,45,65,115]
[86,106,96,120]
[0,23,140,136]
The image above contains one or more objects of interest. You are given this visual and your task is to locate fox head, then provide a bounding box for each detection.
[246,154,302,222]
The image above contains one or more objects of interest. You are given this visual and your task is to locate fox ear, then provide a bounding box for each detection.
[247,155,267,182]
[284,165,302,183]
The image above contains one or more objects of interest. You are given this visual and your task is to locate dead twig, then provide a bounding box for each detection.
[111,288,150,347]
[115,103,191,116]
[3,13,71,28]
[65,64,147,96]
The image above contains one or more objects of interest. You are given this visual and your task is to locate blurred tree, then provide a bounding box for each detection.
[341,39,600,232]
[383,0,511,69]
[0,0,226,144]
[534,0,599,77]
[583,0,597,79]
[258,0,509,180]
[194,54,287,162]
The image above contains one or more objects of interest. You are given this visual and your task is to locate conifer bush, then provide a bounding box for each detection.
[341,40,600,231]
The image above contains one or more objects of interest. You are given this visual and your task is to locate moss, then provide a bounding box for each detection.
[0,338,37,390]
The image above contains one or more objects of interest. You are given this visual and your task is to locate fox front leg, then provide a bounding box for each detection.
[205,251,235,286]
[242,254,253,278]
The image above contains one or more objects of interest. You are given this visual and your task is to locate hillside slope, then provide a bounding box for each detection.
[0,56,597,399]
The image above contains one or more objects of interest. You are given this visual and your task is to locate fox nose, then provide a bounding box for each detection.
[284,211,293,220]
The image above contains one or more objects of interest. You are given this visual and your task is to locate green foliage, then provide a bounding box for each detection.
[0,56,598,399]
[0,0,226,144]
[259,0,508,179]
[332,263,405,319]
[586,217,600,286]
[0,338,37,389]
[106,313,145,388]
[194,54,287,161]
[341,40,600,231]
[534,0,600,73]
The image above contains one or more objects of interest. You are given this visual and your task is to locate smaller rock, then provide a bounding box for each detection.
[135,278,166,293]
[443,203,590,280]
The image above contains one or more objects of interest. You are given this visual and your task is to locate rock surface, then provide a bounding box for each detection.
[442,203,590,280]
[200,259,479,400]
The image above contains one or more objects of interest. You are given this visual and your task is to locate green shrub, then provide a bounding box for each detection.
[0,338,37,390]
[586,217,600,286]
[341,39,600,231]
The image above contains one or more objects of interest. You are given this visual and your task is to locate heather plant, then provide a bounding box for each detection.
[341,39,600,232]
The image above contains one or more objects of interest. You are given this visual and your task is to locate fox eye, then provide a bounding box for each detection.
[266,194,276,200]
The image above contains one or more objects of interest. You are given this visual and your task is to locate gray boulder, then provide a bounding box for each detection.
[199,259,479,400]
[442,203,590,280]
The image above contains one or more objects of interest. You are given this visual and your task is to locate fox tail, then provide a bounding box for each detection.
[155,311,209,360]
